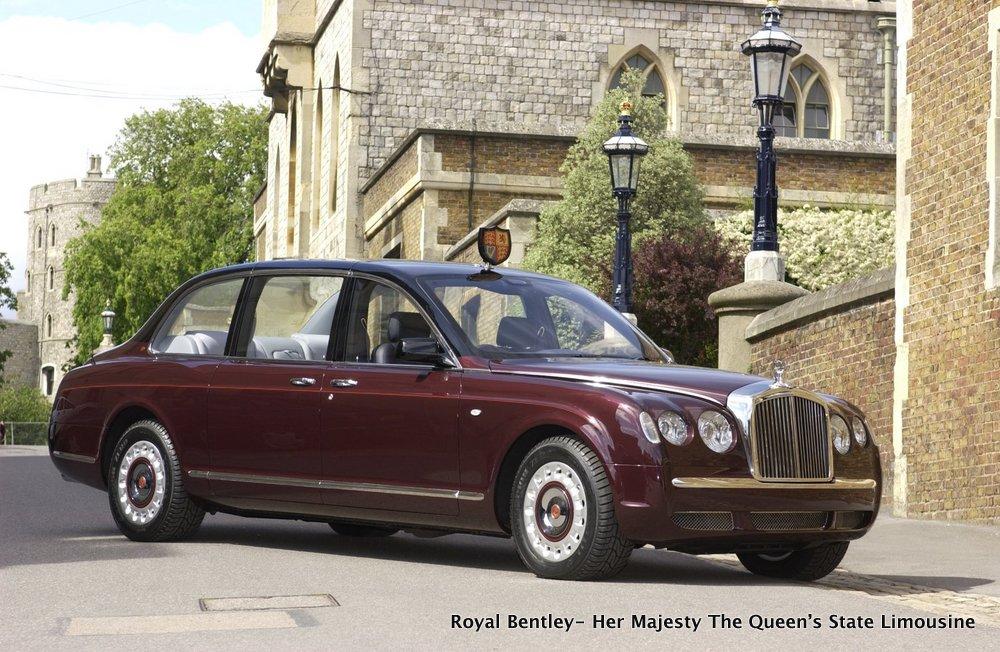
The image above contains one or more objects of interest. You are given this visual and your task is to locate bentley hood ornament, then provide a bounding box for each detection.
[771,360,789,388]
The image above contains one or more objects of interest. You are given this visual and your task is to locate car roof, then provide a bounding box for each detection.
[194,258,557,284]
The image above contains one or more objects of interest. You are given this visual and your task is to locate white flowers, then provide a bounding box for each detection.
[714,206,895,291]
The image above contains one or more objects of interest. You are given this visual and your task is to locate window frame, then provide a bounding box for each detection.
[227,270,350,366]
[777,62,832,140]
[330,272,462,370]
[148,274,251,359]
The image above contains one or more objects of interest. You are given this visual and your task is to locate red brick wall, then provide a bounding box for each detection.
[435,134,570,177]
[900,0,1000,523]
[749,292,896,500]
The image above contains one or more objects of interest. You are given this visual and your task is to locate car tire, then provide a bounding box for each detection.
[510,436,632,581]
[329,522,399,537]
[107,419,205,542]
[737,542,849,581]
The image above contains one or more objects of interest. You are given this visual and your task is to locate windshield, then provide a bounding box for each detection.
[421,273,666,362]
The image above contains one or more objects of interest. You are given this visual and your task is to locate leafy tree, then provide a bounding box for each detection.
[630,227,742,367]
[0,252,16,382]
[714,206,895,291]
[64,99,268,362]
[524,70,706,292]
[0,385,51,423]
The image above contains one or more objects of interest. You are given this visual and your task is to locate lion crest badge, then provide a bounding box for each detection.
[477,226,512,268]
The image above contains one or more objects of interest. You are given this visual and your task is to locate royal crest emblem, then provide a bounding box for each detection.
[771,359,789,388]
[477,226,512,268]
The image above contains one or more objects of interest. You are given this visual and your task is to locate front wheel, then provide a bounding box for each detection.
[737,542,849,581]
[107,420,204,542]
[511,436,632,580]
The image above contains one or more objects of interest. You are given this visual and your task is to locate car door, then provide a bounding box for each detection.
[204,273,345,505]
[320,275,461,515]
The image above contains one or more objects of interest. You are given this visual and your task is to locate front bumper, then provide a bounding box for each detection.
[611,464,881,552]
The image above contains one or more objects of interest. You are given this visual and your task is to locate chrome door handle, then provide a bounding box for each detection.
[290,377,317,387]
[330,378,359,388]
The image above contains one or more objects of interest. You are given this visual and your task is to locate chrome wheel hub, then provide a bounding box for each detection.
[522,462,586,562]
[117,441,165,525]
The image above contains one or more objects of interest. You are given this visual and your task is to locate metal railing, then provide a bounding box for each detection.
[0,422,48,446]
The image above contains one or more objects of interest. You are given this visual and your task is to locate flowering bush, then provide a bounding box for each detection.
[714,206,895,291]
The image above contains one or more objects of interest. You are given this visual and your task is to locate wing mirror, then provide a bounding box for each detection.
[398,337,454,367]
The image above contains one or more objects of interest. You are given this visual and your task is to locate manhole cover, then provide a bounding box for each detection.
[199,594,339,612]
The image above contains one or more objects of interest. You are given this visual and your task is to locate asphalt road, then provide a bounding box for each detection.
[2,446,998,650]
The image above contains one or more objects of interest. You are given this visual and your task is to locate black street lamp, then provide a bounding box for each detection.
[603,100,649,314]
[741,0,802,252]
[101,300,115,338]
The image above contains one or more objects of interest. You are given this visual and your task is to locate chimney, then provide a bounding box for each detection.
[87,154,102,179]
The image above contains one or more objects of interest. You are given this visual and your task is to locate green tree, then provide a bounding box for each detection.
[523,70,706,293]
[0,252,16,381]
[0,385,51,423]
[64,99,269,362]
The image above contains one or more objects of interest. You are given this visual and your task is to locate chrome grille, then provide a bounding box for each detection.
[752,394,830,480]
[672,511,735,531]
[750,511,828,531]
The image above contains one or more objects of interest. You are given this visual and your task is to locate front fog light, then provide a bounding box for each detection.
[697,411,734,453]
[851,416,868,447]
[832,415,851,455]
[638,411,660,444]
[658,411,690,446]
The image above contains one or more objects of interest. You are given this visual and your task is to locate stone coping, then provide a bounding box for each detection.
[0,318,36,327]
[746,266,896,341]
[444,199,554,261]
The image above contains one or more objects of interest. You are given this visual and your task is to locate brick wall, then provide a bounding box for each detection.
[897,0,1000,523]
[747,270,896,500]
[362,142,419,221]
[0,320,40,389]
[435,134,571,177]
[691,146,895,197]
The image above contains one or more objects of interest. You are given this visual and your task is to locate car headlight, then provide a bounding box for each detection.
[697,410,734,453]
[657,411,690,446]
[851,416,868,447]
[638,411,660,444]
[831,415,851,455]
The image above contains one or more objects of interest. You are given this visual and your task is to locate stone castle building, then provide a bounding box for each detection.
[254,0,896,266]
[2,156,115,396]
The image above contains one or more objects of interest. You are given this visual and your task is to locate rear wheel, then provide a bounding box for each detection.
[329,522,398,537]
[107,420,204,542]
[737,542,849,581]
[510,436,632,580]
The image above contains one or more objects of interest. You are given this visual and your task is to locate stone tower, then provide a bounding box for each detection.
[16,155,116,397]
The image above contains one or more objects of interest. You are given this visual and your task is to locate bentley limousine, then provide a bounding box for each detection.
[49,259,881,581]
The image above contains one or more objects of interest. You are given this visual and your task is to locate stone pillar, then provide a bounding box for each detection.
[709,254,807,373]
[876,17,897,143]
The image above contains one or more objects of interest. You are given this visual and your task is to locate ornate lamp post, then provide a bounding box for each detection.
[603,101,649,315]
[99,300,115,350]
[741,0,801,253]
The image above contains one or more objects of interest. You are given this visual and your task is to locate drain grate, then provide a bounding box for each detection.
[199,594,339,612]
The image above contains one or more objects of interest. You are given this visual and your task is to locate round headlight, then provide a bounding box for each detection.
[851,416,868,447]
[638,411,660,444]
[697,411,734,453]
[658,411,690,446]
[831,415,851,455]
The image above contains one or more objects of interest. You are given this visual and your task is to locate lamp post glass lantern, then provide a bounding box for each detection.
[741,0,801,252]
[603,100,649,314]
[101,301,115,337]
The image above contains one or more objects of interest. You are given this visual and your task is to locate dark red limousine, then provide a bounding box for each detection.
[49,260,880,581]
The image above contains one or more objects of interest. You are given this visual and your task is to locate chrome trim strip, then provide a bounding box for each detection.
[51,450,97,464]
[671,477,877,490]
[187,469,484,501]
[487,369,725,406]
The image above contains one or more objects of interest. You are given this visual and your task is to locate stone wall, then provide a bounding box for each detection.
[746,269,896,500]
[894,0,1000,523]
[0,320,40,389]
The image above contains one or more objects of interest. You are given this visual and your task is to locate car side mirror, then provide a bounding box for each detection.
[398,337,453,367]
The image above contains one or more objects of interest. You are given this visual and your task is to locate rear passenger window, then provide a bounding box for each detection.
[244,275,343,361]
[152,279,244,356]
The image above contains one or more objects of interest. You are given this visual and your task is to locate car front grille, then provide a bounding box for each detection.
[750,511,828,531]
[752,394,831,481]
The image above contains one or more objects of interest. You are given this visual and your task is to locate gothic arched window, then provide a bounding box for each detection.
[36,227,43,249]
[47,266,54,290]
[610,53,667,107]
[774,62,831,139]
[50,224,56,246]
[45,314,52,338]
